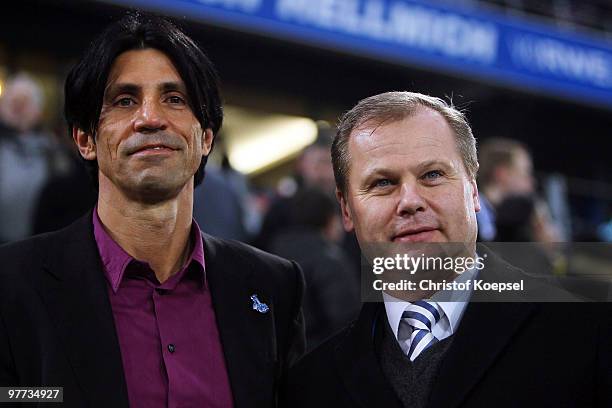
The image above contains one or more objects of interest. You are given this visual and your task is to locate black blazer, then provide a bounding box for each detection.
[285,250,612,408]
[0,212,305,407]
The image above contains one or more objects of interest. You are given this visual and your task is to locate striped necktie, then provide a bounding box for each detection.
[401,300,442,361]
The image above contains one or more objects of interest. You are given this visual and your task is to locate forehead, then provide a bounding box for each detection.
[106,48,183,87]
[348,107,459,164]
[512,148,532,167]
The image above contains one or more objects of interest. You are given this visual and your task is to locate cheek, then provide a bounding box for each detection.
[428,185,473,227]
[192,132,201,153]
[96,123,125,161]
[456,186,479,231]
[425,187,454,212]
[190,125,205,151]
[355,197,393,229]
[94,138,112,167]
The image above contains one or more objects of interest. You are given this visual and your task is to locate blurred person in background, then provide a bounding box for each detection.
[476,137,535,241]
[32,155,98,235]
[496,195,561,243]
[193,165,248,241]
[219,152,260,236]
[0,13,304,408]
[255,125,336,250]
[293,127,337,193]
[478,137,562,243]
[270,187,360,351]
[257,125,362,276]
[193,146,249,242]
[478,138,563,274]
[0,73,66,243]
[32,123,97,235]
[494,194,562,275]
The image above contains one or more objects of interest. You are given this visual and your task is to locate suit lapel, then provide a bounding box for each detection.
[334,303,403,408]
[428,248,537,408]
[37,213,129,407]
[203,234,277,408]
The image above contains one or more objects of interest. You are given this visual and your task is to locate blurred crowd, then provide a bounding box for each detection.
[0,73,95,244]
[1,71,611,348]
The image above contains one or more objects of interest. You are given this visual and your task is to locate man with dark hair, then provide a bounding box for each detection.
[64,12,222,189]
[476,137,535,241]
[0,13,304,408]
[284,92,611,407]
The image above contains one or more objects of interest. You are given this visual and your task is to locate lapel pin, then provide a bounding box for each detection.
[250,294,269,314]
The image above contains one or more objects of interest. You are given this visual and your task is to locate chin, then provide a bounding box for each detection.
[125,176,186,204]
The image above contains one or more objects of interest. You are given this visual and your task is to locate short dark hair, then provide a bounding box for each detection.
[478,138,529,188]
[64,12,223,188]
[332,91,478,197]
[291,188,337,230]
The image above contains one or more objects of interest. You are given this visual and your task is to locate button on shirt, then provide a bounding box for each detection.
[93,211,234,408]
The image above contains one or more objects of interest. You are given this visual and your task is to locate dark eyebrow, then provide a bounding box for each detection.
[159,81,187,94]
[104,83,140,101]
[104,81,187,101]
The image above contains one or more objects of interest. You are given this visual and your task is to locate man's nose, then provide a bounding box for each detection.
[134,100,168,132]
[396,182,427,216]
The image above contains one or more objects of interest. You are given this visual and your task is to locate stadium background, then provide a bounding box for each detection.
[1,0,611,241]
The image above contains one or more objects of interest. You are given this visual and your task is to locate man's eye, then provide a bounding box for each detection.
[167,95,185,104]
[115,97,135,107]
[422,170,444,180]
[374,179,392,188]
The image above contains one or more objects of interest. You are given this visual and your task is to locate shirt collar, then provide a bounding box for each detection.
[92,207,206,293]
[383,265,479,340]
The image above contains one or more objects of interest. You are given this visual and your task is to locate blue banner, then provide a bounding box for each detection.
[105,0,612,108]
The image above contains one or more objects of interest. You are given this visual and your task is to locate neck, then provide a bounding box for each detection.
[97,176,195,283]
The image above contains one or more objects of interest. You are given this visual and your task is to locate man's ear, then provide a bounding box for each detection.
[73,128,97,160]
[471,179,481,213]
[201,128,214,157]
[336,187,354,232]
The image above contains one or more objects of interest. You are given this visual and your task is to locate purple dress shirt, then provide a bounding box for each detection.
[93,210,234,408]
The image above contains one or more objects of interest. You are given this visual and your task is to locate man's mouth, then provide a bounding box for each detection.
[129,144,177,155]
[392,227,438,243]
